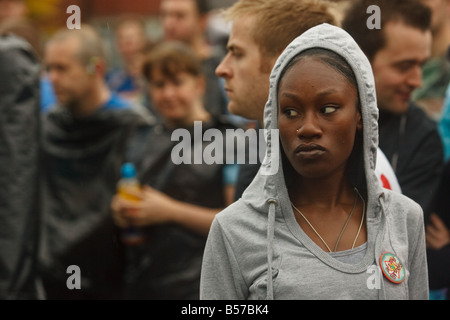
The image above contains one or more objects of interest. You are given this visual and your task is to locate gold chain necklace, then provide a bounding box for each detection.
[290,188,366,253]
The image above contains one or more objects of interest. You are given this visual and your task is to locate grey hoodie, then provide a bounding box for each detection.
[200,24,429,300]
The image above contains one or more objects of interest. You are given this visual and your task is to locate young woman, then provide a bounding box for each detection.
[200,23,429,300]
[111,41,239,299]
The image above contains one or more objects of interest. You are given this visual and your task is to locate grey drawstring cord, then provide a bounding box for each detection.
[377,193,387,300]
[266,199,278,300]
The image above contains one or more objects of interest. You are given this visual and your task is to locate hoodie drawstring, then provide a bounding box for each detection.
[266,199,277,300]
[377,194,388,300]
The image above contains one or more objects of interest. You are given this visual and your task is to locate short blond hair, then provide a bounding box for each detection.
[46,24,107,68]
[223,0,337,58]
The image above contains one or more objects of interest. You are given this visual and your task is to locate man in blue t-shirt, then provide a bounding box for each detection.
[44,25,129,117]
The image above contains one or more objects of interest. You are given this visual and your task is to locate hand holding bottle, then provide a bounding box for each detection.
[113,162,145,245]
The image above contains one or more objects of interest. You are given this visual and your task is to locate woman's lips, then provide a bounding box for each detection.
[295,144,326,159]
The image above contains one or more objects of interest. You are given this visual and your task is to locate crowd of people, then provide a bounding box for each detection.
[0,0,449,300]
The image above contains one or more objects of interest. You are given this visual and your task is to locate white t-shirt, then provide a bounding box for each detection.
[375,148,402,193]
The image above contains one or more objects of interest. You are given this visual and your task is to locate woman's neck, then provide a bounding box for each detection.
[289,174,356,210]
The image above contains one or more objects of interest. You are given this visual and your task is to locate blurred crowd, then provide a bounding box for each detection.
[0,0,449,300]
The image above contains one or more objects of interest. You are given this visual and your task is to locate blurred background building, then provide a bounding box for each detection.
[0,0,237,69]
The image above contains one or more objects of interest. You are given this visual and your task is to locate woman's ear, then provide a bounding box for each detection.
[356,107,363,131]
[357,116,363,131]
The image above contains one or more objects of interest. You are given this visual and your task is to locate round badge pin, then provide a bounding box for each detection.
[379,252,405,284]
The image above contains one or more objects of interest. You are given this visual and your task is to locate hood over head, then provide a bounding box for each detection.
[242,23,384,220]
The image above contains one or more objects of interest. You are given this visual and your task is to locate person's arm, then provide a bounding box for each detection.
[426,214,450,250]
[111,185,230,237]
[426,213,450,290]
[111,161,237,237]
[408,208,430,300]
[200,217,248,300]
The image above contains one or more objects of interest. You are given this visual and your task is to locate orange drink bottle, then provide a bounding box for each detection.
[117,162,145,245]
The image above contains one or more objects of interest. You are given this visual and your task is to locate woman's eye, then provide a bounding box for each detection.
[284,109,299,117]
[322,106,338,114]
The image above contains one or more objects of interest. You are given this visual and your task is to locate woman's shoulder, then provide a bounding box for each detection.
[216,199,258,222]
[214,199,268,235]
[209,199,272,264]
[382,189,424,228]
